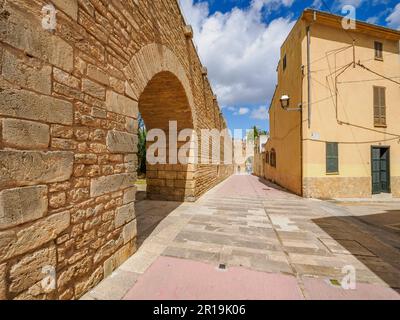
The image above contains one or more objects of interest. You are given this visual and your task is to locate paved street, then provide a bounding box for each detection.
[82,175,400,300]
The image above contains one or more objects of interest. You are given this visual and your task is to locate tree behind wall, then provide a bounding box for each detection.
[138,114,147,176]
[247,126,268,142]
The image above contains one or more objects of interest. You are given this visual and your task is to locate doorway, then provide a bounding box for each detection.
[371,147,391,194]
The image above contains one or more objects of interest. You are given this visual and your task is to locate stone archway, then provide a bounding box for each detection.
[123,44,197,202]
[139,71,195,201]
[0,0,233,300]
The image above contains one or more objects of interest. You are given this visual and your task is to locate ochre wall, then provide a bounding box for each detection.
[0,0,232,300]
[264,19,304,196]
[302,22,400,198]
[261,14,400,199]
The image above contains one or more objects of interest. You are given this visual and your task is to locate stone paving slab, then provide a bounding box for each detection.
[81,270,140,301]
[84,175,400,300]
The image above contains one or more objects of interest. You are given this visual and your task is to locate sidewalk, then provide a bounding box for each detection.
[82,175,400,300]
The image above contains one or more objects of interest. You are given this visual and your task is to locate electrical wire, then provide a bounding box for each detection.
[357,62,400,85]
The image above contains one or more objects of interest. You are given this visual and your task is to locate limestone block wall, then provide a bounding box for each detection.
[0,0,232,300]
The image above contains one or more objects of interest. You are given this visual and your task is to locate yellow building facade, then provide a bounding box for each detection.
[260,10,400,199]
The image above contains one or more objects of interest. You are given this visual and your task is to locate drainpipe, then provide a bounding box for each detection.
[307,25,312,129]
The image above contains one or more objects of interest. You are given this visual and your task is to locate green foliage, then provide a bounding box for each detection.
[137,114,147,175]
[247,126,268,142]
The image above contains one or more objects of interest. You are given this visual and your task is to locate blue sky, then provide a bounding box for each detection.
[179,0,400,133]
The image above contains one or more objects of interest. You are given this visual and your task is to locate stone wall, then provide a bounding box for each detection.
[303,177,372,199]
[0,0,232,300]
[390,177,400,198]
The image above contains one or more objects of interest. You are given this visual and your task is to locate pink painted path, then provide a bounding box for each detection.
[212,175,299,200]
[123,256,400,300]
[124,256,303,300]
[303,277,400,300]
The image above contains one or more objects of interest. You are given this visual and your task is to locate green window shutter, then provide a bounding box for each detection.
[326,142,339,174]
[373,86,379,125]
[380,87,386,125]
[374,42,383,59]
[374,87,386,126]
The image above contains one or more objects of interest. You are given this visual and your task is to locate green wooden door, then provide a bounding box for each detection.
[380,149,390,193]
[372,148,381,194]
[372,147,390,194]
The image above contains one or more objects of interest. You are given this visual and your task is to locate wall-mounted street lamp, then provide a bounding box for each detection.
[280,95,302,112]
[280,95,290,109]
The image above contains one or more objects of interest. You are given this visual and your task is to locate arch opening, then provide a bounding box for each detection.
[137,71,196,202]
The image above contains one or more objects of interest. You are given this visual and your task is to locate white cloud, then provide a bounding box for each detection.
[238,108,250,116]
[228,107,250,116]
[366,16,379,24]
[311,0,323,9]
[179,0,295,107]
[251,105,269,120]
[386,3,400,29]
[337,0,363,9]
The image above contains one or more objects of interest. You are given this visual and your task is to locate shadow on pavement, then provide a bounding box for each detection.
[135,197,182,248]
[256,177,298,195]
[313,210,400,292]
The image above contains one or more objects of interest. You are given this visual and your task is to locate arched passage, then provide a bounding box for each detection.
[123,43,198,202]
[0,0,233,299]
[138,71,195,201]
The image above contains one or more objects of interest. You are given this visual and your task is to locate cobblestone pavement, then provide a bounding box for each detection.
[82,175,400,300]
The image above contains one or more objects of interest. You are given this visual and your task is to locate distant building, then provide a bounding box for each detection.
[253,135,269,177]
[234,139,254,175]
[255,9,400,198]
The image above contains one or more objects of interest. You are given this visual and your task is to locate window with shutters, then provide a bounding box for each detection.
[283,55,287,71]
[374,41,383,60]
[270,149,276,168]
[373,86,386,127]
[326,142,339,174]
[266,151,270,164]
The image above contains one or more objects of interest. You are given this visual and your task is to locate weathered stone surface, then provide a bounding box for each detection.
[59,288,74,300]
[58,256,92,289]
[0,0,233,300]
[53,68,80,89]
[91,107,107,119]
[75,266,103,298]
[52,0,78,21]
[9,246,56,293]
[122,219,137,244]
[0,230,16,261]
[13,280,55,300]
[106,91,138,118]
[0,5,73,71]
[0,151,74,188]
[106,130,138,153]
[94,238,122,265]
[2,50,52,94]
[0,211,70,262]
[2,119,50,149]
[303,177,372,199]
[0,186,48,229]
[115,203,135,228]
[90,174,136,197]
[392,177,400,198]
[123,187,137,204]
[125,117,138,133]
[0,89,73,125]
[49,192,66,209]
[125,81,138,100]
[0,263,6,299]
[51,125,74,139]
[87,64,109,85]
[82,79,105,99]
[103,242,135,277]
